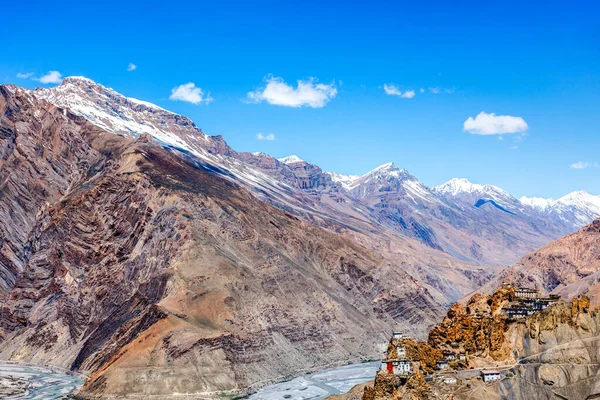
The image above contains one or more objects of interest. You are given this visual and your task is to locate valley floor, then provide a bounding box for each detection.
[0,362,84,399]
[246,362,379,400]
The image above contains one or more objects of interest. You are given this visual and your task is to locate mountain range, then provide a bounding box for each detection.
[0,77,598,398]
[33,77,600,267]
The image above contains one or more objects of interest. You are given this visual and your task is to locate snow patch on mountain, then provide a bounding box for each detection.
[364,162,404,179]
[520,196,555,211]
[33,76,202,154]
[435,178,508,198]
[278,155,305,164]
[327,171,360,190]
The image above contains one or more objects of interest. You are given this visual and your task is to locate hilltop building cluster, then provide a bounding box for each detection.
[380,332,413,377]
[501,283,559,319]
[378,285,560,390]
[366,288,596,400]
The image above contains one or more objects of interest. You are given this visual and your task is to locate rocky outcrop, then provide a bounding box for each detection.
[428,287,512,361]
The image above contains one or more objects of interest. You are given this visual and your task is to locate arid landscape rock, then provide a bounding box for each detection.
[1,77,599,399]
[0,84,452,397]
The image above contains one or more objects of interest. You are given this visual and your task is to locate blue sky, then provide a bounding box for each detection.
[1,0,599,198]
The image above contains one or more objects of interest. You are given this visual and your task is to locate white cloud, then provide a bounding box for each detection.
[383,84,415,99]
[570,162,588,169]
[169,83,213,105]
[429,87,454,94]
[463,111,528,135]
[16,72,34,79]
[256,132,275,141]
[37,71,63,84]
[247,75,337,108]
[420,88,425,93]
[127,63,137,71]
[570,161,598,169]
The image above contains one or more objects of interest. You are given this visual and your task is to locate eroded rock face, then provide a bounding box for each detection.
[0,86,110,296]
[427,287,512,361]
[0,86,446,398]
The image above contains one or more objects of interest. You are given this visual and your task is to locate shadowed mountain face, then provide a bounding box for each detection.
[0,85,456,397]
[478,218,600,305]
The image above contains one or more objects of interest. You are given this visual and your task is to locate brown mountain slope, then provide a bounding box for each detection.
[478,218,600,304]
[0,86,449,397]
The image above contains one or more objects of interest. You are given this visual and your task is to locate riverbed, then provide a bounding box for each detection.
[0,363,84,399]
[247,362,379,400]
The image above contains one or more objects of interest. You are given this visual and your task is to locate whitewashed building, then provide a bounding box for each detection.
[443,377,457,384]
[481,370,501,382]
[514,288,538,299]
[396,346,406,357]
[392,331,404,340]
[380,358,412,375]
[393,358,411,375]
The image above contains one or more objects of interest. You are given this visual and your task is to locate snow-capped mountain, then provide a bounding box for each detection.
[434,177,600,228]
[522,191,600,226]
[434,178,521,213]
[435,178,511,201]
[278,155,305,164]
[520,196,555,211]
[349,162,438,204]
[326,171,360,191]
[29,76,600,266]
[35,76,210,154]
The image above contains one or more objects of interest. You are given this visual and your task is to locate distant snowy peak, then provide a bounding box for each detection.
[360,162,413,181]
[521,191,600,211]
[278,155,305,164]
[347,162,438,203]
[520,191,600,226]
[557,191,600,209]
[326,171,360,190]
[520,196,555,211]
[434,178,508,198]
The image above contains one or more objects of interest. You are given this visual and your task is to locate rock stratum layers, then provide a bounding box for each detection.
[0,86,453,397]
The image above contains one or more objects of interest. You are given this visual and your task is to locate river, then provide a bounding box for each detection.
[247,361,379,400]
[0,363,84,399]
[0,361,377,400]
